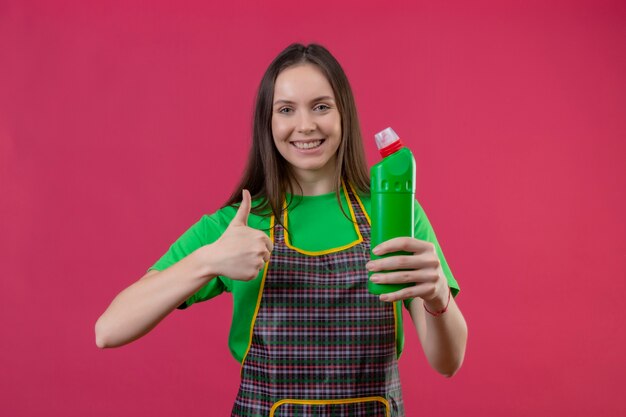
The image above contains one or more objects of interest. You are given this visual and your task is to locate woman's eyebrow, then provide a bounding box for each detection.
[273,99,294,106]
[273,96,335,106]
[307,95,335,103]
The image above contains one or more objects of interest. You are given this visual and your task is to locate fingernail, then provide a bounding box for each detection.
[365,262,373,270]
[370,275,380,282]
[380,294,389,302]
[372,246,381,255]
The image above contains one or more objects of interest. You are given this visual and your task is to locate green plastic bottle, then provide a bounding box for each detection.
[368,127,416,295]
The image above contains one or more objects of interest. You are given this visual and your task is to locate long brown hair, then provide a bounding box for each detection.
[224,43,369,222]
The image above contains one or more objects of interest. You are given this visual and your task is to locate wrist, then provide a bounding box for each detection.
[191,245,218,282]
[423,286,451,317]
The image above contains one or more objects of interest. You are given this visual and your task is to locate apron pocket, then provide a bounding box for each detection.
[270,396,389,417]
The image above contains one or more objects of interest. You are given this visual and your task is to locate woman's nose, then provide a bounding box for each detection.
[297,111,316,133]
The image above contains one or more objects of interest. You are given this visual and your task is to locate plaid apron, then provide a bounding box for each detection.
[232,186,404,417]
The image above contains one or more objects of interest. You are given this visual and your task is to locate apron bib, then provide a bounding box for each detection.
[232,186,405,417]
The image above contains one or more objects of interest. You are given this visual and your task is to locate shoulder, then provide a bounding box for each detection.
[414,199,427,216]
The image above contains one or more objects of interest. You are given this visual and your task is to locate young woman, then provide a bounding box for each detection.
[96,43,468,417]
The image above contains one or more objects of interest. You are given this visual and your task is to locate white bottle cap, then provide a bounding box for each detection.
[374,127,400,150]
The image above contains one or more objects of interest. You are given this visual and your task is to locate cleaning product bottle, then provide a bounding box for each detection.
[368,127,416,295]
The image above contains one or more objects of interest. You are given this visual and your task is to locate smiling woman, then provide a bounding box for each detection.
[271,64,342,195]
[222,43,372,221]
[95,43,467,417]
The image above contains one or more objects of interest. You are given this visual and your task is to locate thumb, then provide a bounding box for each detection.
[231,189,251,226]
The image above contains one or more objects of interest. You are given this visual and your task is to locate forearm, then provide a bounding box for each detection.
[95,247,215,348]
[409,295,468,377]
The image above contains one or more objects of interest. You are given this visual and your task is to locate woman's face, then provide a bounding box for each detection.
[271,63,342,183]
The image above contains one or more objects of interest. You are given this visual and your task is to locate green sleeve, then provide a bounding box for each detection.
[148,215,227,308]
[403,200,460,309]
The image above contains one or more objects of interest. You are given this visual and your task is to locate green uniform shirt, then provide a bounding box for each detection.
[149,190,459,363]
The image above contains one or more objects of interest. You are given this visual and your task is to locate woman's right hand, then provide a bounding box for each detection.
[200,189,273,281]
[95,190,271,348]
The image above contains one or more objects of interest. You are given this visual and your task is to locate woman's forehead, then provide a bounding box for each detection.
[273,64,335,102]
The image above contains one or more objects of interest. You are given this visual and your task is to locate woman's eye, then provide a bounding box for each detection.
[278,107,292,114]
[315,104,330,111]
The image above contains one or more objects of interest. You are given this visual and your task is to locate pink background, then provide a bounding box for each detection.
[2,1,625,416]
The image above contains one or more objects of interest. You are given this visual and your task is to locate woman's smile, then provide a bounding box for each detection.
[291,138,326,150]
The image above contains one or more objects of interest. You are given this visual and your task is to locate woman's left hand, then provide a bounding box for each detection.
[366,237,450,309]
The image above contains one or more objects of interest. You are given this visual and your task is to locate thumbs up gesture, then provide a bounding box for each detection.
[230,188,253,227]
[200,190,273,281]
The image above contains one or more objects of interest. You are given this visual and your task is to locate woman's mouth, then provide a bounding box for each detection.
[291,139,325,150]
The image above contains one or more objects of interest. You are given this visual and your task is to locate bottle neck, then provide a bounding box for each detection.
[379,139,404,157]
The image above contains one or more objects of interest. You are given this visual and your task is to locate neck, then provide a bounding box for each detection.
[288,167,338,196]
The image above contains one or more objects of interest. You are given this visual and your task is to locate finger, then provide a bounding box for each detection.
[379,286,419,302]
[380,280,440,302]
[231,189,251,226]
[367,255,437,272]
[372,237,435,256]
[258,233,273,253]
[370,270,422,285]
[372,269,439,285]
